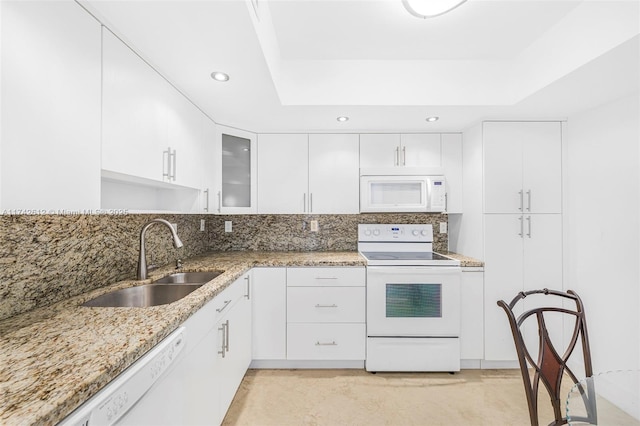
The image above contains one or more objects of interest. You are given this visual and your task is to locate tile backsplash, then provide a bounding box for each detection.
[0,212,447,320]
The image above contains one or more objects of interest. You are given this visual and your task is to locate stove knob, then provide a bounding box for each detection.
[373,229,380,236]
[420,230,428,236]
[364,229,372,236]
[412,230,419,236]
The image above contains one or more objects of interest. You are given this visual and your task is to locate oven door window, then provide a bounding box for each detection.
[385,283,442,318]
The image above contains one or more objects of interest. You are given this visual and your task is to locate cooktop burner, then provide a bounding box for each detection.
[359,250,460,266]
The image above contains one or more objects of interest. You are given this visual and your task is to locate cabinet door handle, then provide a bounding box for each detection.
[216,299,232,313]
[526,190,532,212]
[217,191,222,213]
[244,275,250,299]
[315,304,338,308]
[170,149,177,181]
[315,341,337,346]
[402,146,406,166]
[518,216,523,238]
[526,216,532,238]
[314,277,338,280]
[518,190,523,211]
[203,188,209,212]
[310,193,313,213]
[217,321,227,358]
[303,193,306,213]
[163,147,171,180]
[224,319,230,353]
[395,147,399,166]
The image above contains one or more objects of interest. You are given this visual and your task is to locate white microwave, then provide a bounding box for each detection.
[360,171,447,213]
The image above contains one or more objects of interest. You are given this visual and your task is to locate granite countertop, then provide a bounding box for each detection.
[444,252,484,268]
[0,251,364,426]
[0,250,483,425]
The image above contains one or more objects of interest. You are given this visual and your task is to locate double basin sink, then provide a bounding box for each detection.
[82,271,223,308]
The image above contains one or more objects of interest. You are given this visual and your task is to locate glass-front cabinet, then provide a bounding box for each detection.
[211,125,257,214]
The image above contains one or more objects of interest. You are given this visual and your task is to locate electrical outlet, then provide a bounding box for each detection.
[225,221,232,233]
[310,220,319,232]
[439,222,447,234]
[200,219,205,232]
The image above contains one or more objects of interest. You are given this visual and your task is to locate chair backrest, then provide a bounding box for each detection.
[497,289,594,426]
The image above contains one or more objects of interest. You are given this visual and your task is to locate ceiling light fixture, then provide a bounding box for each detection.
[402,0,467,19]
[426,116,439,122]
[337,116,349,122]
[211,71,230,82]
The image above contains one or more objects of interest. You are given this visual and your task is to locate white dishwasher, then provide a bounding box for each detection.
[59,327,186,426]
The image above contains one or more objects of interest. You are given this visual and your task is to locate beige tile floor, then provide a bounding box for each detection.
[223,369,558,426]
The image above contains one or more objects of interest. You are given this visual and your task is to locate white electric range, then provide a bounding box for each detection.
[358,224,461,372]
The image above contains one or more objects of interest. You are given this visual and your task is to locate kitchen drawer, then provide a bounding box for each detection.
[287,323,366,360]
[211,274,249,323]
[287,267,365,287]
[287,287,365,323]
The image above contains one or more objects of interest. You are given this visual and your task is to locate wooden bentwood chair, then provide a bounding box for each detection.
[498,289,597,426]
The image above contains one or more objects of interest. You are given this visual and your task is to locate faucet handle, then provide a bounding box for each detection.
[175,259,183,270]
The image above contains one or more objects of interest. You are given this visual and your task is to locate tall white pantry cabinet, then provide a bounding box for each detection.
[481,122,563,362]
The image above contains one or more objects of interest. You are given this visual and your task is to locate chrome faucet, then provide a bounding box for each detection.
[137,219,184,280]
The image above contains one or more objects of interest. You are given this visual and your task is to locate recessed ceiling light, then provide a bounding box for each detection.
[211,71,230,82]
[337,116,349,122]
[426,116,439,122]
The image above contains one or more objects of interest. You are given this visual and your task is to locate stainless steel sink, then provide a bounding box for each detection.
[82,284,203,307]
[152,271,223,284]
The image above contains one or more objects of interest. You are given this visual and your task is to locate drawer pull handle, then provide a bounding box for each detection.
[315,304,338,308]
[315,341,337,346]
[216,300,232,313]
[315,277,338,280]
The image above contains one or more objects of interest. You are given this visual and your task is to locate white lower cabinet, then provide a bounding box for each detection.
[251,268,287,360]
[136,272,251,426]
[286,267,366,363]
[287,323,366,360]
[460,268,484,360]
[215,273,252,424]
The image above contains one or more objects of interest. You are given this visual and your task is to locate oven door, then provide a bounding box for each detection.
[366,266,461,337]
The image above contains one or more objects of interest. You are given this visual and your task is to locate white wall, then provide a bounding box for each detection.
[565,92,639,373]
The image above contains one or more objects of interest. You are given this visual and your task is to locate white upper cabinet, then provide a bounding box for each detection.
[215,125,258,214]
[483,122,562,214]
[359,134,401,168]
[164,86,206,190]
[102,29,205,192]
[441,133,463,214]
[360,134,442,168]
[400,134,441,167]
[257,134,309,214]
[102,29,166,183]
[257,134,360,214]
[308,134,360,214]
[1,1,101,210]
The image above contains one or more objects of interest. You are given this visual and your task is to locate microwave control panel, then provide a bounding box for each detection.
[429,178,446,211]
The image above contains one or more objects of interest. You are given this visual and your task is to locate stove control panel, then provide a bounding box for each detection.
[358,224,433,242]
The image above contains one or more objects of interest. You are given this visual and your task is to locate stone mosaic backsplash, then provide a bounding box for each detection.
[0,214,209,321]
[0,212,447,320]
[207,213,448,253]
